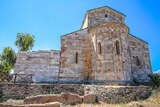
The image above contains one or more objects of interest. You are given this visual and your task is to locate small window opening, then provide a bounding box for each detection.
[98,42,102,54]
[105,14,108,17]
[136,56,141,66]
[75,52,78,64]
[116,41,120,55]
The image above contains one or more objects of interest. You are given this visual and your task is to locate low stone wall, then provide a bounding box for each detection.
[0,84,84,100]
[0,83,152,103]
[84,85,152,103]
[24,93,96,104]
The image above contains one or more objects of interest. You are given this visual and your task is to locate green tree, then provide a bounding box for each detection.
[15,33,35,51]
[0,47,17,73]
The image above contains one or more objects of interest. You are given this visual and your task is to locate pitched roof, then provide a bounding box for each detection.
[87,6,125,17]
[129,33,148,44]
[81,6,126,29]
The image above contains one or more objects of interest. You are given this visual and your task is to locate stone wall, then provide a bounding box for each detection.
[0,84,84,100]
[14,50,60,82]
[0,84,152,103]
[84,85,152,103]
[128,34,152,82]
[59,29,87,80]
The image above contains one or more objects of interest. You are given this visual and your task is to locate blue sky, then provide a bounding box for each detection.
[0,0,160,72]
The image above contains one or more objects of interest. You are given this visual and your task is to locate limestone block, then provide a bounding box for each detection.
[15,51,60,82]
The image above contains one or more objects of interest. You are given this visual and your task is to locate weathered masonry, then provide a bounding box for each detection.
[14,6,152,82]
[0,84,152,103]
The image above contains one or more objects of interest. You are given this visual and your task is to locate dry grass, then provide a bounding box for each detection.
[67,103,126,107]
[138,89,160,107]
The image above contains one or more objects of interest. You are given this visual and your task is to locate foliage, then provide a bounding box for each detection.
[15,33,35,51]
[148,73,160,88]
[0,63,4,73]
[0,32,34,74]
[0,47,16,73]
[132,77,141,86]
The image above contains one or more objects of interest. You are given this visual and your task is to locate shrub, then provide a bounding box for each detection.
[132,77,140,86]
[148,73,160,88]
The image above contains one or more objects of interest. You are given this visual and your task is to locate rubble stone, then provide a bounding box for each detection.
[0,84,152,103]
[82,94,97,103]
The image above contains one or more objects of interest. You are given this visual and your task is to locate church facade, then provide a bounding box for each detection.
[14,6,152,83]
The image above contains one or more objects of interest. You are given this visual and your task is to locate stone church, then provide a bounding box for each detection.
[14,6,152,83]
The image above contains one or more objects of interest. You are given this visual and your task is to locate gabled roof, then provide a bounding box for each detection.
[81,6,126,29]
[129,33,148,44]
[87,6,125,17]
[61,28,87,37]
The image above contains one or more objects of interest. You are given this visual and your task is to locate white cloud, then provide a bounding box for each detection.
[154,69,160,73]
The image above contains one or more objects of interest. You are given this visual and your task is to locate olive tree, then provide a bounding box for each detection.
[15,33,35,51]
[0,47,16,73]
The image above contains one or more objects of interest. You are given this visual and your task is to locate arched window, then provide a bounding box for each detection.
[98,42,102,54]
[116,41,120,55]
[75,52,78,64]
[136,56,141,66]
